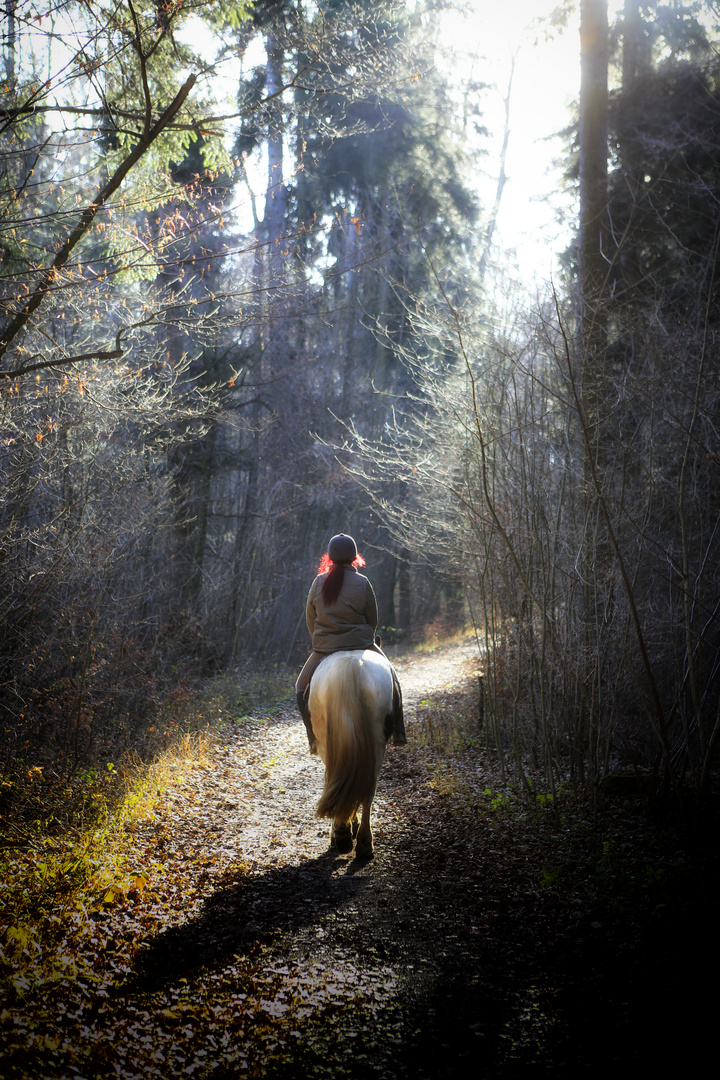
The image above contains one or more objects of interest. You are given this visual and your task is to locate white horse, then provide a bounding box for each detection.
[308,649,394,859]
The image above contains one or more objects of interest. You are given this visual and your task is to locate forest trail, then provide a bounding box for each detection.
[2,640,715,1079]
[211,639,482,874]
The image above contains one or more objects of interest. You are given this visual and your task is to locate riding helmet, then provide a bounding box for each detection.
[328,533,357,564]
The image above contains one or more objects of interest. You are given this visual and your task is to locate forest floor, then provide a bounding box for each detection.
[1,639,718,1079]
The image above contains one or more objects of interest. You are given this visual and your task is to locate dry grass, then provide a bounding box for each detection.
[0,729,215,989]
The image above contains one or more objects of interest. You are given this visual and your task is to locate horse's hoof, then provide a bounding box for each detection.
[355,826,374,860]
[331,824,354,854]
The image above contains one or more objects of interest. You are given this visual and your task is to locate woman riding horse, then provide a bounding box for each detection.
[295,533,406,752]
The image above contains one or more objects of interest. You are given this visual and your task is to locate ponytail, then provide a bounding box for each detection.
[317,550,366,606]
[321,562,346,605]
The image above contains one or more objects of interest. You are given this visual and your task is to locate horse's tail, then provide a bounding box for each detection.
[316,654,376,823]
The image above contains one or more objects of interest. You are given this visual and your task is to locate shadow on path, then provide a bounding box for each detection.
[130,848,372,993]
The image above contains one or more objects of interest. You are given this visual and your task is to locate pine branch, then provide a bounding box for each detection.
[0,73,197,373]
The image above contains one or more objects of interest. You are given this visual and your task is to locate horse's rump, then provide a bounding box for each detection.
[310,650,392,823]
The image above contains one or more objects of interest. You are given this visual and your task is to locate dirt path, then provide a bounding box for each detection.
[192,640,481,871]
[3,641,716,1078]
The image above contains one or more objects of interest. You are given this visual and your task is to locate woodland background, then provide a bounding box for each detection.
[2,0,720,816]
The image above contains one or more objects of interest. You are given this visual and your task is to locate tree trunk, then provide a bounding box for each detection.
[479,58,515,283]
[617,0,649,288]
[265,33,288,273]
[578,0,608,313]
[578,0,609,790]
[4,0,16,85]
[397,547,411,635]
[258,33,287,380]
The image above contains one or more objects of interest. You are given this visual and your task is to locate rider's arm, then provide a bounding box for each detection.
[364,580,379,633]
[306,578,319,637]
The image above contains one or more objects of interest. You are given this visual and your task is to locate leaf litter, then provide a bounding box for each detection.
[1,639,718,1078]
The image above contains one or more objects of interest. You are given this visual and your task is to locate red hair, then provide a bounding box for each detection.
[317,551,365,574]
[318,550,366,605]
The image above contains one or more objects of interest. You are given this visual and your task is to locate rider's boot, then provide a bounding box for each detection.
[296,690,318,754]
[391,674,407,746]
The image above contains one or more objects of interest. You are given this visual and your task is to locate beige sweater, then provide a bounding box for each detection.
[305,566,378,652]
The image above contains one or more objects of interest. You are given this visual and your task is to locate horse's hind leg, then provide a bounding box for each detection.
[355,799,374,860]
[331,819,354,854]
